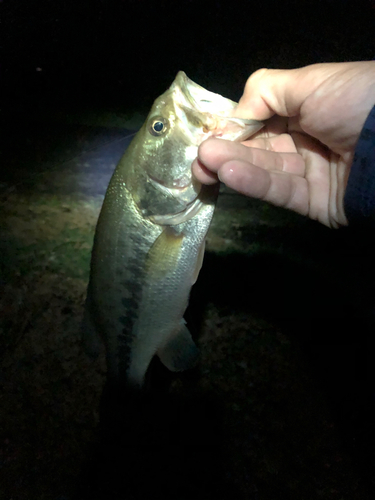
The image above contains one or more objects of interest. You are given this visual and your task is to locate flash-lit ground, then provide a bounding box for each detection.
[1,111,374,500]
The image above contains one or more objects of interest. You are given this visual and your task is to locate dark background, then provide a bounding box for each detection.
[3,0,375,120]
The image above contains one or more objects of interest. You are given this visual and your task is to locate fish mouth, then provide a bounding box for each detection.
[174,71,237,116]
[149,197,203,226]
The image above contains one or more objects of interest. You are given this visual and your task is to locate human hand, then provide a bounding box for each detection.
[192,62,375,228]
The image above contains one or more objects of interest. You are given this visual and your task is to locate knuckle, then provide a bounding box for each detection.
[245,68,269,88]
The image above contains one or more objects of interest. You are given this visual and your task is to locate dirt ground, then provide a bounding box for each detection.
[0,120,374,499]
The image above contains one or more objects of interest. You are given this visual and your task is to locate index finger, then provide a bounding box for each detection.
[192,138,305,184]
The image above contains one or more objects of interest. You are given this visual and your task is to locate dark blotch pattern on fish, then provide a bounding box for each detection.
[116,233,146,382]
[118,315,133,329]
[121,297,138,310]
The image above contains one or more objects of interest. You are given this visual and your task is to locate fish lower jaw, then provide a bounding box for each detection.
[148,175,200,202]
[148,173,191,190]
[149,198,203,226]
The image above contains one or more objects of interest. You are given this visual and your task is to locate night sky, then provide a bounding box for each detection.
[3,0,375,121]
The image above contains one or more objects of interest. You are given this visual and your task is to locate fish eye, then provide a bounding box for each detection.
[149,117,168,136]
[154,121,164,132]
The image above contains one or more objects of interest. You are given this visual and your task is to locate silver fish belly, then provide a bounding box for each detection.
[83,71,263,388]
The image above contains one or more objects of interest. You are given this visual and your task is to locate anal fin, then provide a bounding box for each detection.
[157,321,199,372]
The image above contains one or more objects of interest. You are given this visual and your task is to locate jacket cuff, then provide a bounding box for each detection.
[344,105,375,225]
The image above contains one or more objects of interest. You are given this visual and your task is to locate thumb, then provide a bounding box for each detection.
[234,64,339,121]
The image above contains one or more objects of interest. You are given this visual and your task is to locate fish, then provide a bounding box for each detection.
[83,71,263,388]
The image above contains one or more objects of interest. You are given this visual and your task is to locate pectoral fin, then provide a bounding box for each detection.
[157,321,199,372]
[146,227,184,280]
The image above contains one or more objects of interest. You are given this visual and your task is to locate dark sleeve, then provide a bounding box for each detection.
[344,105,375,225]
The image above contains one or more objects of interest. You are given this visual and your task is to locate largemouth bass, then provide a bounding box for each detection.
[83,71,263,388]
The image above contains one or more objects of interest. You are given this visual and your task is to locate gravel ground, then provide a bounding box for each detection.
[0,122,374,499]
